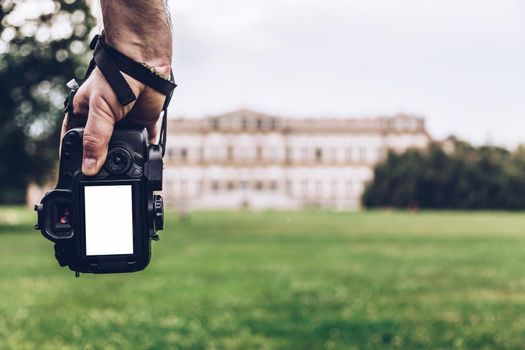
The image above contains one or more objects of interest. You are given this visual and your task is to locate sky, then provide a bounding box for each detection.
[166,0,525,147]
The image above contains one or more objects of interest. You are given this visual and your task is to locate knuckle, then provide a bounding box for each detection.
[83,133,105,155]
[90,96,116,124]
[90,92,122,123]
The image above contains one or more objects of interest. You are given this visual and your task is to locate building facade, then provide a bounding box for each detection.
[164,110,431,210]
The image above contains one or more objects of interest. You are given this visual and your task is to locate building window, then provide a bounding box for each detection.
[270,118,276,130]
[166,179,174,196]
[242,118,247,130]
[255,181,263,191]
[315,148,323,163]
[359,147,367,163]
[270,181,278,192]
[285,147,292,163]
[227,181,235,191]
[315,181,323,197]
[227,145,234,161]
[330,148,337,163]
[212,118,220,130]
[180,148,188,161]
[210,147,220,161]
[331,180,338,198]
[345,147,352,162]
[240,181,249,190]
[301,148,309,163]
[301,180,308,197]
[256,146,263,161]
[166,148,172,160]
[376,147,385,161]
[345,180,352,198]
[180,180,188,197]
[238,147,249,161]
[256,118,263,130]
[268,147,278,162]
[211,181,220,192]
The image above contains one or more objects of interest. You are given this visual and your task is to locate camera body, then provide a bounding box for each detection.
[35,126,164,275]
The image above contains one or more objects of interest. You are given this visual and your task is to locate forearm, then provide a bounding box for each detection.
[100,0,172,74]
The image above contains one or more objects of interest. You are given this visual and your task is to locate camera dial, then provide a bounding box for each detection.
[153,195,164,231]
[105,147,133,175]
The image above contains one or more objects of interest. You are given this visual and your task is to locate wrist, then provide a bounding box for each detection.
[104,31,172,77]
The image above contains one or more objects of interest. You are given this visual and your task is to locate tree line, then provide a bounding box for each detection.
[363,138,525,210]
[0,0,95,203]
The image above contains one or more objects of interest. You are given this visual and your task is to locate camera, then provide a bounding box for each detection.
[34,126,165,275]
[33,33,176,276]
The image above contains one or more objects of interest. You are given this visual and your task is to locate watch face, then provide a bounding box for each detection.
[84,185,134,256]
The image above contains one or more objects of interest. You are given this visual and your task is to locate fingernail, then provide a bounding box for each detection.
[82,157,97,174]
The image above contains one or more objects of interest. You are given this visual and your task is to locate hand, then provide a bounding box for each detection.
[60,0,172,176]
[61,65,169,176]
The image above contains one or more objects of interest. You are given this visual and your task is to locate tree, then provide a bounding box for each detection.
[362,139,525,210]
[0,0,96,203]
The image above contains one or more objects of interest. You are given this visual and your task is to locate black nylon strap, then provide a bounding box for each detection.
[158,72,173,157]
[93,41,137,106]
[82,34,176,158]
[90,35,176,99]
[104,44,176,97]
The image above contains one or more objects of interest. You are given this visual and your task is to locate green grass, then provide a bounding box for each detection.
[2,208,525,349]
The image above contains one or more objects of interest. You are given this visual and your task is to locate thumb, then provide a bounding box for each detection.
[82,98,116,176]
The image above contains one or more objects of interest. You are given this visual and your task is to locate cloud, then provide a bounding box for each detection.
[169,0,525,146]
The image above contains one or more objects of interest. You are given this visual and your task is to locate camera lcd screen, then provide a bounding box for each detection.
[84,185,134,256]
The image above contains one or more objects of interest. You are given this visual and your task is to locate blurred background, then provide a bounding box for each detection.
[2,0,525,349]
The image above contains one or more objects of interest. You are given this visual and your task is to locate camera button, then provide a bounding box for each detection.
[66,131,79,142]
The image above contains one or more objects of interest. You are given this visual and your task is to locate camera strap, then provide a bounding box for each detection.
[80,34,176,157]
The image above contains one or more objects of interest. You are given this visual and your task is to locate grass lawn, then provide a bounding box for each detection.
[1,208,525,349]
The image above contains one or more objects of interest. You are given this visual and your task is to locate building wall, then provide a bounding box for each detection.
[164,110,431,210]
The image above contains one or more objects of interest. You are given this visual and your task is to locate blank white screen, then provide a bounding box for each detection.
[84,185,134,256]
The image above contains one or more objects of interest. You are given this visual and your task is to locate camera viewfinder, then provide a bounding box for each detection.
[55,203,71,230]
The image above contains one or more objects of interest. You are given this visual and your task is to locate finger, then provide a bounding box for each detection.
[60,113,69,141]
[147,118,161,144]
[72,83,89,117]
[82,97,115,176]
[61,83,89,146]
[59,113,69,156]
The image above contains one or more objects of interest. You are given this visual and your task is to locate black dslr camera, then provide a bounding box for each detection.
[34,35,176,276]
[35,126,165,275]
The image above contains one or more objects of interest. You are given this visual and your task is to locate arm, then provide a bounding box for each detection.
[102,0,172,74]
[62,0,173,176]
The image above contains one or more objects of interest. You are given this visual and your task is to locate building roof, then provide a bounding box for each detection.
[168,109,428,135]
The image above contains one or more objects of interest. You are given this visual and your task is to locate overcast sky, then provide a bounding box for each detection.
[166,0,524,146]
